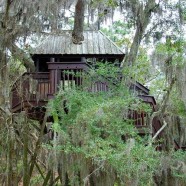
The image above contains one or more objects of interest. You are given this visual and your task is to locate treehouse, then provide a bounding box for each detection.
[11,30,161,138]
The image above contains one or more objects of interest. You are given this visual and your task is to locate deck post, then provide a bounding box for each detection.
[50,58,55,63]
[49,58,55,94]
[81,57,86,63]
[48,58,61,95]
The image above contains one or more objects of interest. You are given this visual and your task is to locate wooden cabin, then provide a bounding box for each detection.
[11,30,162,138]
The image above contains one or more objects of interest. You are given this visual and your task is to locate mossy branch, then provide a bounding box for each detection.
[149,77,176,144]
[11,44,35,72]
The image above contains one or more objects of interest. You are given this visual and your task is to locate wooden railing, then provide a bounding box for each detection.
[11,72,157,130]
[89,81,109,92]
[12,72,50,110]
[127,110,148,134]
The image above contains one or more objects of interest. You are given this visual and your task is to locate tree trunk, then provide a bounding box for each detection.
[72,0,85,44]
[124,0,156,66]
[22,112,29,186]
[28,112,48,184]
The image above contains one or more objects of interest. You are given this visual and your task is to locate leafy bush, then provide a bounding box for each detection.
[47,63,159,185]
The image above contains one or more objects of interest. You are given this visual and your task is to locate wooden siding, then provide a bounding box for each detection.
[12,73,50,112]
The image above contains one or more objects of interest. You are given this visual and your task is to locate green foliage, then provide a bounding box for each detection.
[171,150,186,180]
[90,0,118,8]
[88,61,120,79]
[123,48,152,84]
[111,144,159,185]
[9,57,26,81]
[101,21,131,47]
[47,63,159,185]
[101,23,152,84]
[156,38,185,67]
[172,150,186,162]
[169,89,186,117]
[30,174,43,186]
[149,37,186,101]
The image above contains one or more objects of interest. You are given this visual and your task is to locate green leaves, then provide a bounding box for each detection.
[46,63,162,185]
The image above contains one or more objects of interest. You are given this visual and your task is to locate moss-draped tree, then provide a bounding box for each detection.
[0,0,185,185]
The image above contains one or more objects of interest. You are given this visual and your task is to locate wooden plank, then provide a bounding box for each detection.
[32,72,49,79]
[47,62,87,70]
[50,70,55,94]
[54,69,58,92]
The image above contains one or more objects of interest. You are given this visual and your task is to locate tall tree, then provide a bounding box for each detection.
[0,0,86,184]
[124,0,156,65]
[0,0,185,185]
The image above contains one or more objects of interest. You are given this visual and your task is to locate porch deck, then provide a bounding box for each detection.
[11,72,157,135]
[12,72,50,113]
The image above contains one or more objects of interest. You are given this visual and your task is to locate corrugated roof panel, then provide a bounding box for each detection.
[93,31,99,54]
[82,33,87,54]
[71,38,77,54]
[32,30,124,56]
[63,35,67,54]
[103,33,112,54]
[100,31,122,55]
[65,36,71,54]
[61,33,66,54]
[109,36,117,54]
[76,42,82,54]
[98,31,106,54]
[87,31,94,54]
[104,31,117,55]
[54,36,58,53]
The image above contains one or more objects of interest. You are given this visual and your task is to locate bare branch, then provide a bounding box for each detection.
[152,119,167,142]
[149,77,176,145]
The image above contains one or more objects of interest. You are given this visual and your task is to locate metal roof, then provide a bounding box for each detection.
[31,30,124,56]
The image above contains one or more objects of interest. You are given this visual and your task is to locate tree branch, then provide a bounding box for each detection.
[11,44,35,72]
[149,77,176,145]
[28,110,48,182]
[124,0,156,66]
[152,119,167,142]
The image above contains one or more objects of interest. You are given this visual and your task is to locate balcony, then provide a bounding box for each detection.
[11,72,50,112]
[11,72,154,135]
